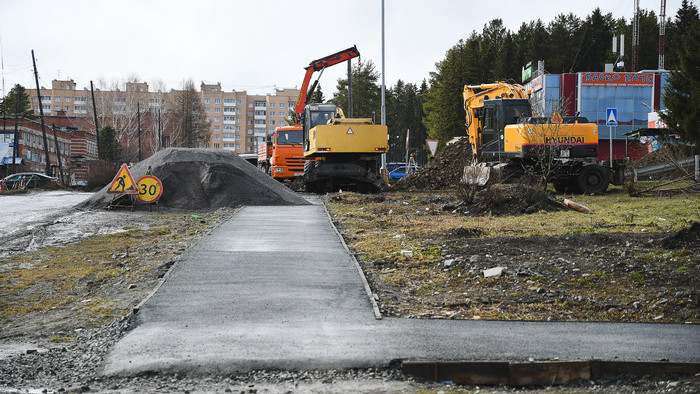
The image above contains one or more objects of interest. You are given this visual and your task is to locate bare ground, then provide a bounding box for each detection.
[326,190,699,323]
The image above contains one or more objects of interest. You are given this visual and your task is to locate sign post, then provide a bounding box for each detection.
[606,108,618,167]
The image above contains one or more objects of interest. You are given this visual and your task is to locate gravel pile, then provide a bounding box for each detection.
[79,148,309,210]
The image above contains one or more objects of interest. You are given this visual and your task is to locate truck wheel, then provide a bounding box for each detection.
[576,165,609,194]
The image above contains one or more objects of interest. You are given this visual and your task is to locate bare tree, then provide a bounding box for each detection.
[168,79,211,148]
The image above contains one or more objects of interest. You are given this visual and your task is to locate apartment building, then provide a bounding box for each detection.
[28,80,299,154]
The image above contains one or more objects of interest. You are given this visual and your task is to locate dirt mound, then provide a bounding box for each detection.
[79,148,309,210]
[470,183,559,215]
[663,221,700,249]
[393,137,472,190]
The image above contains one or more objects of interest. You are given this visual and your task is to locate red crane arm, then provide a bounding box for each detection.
[294,46,360,119]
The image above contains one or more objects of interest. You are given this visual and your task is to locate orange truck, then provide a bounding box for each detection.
[257,125,305,182]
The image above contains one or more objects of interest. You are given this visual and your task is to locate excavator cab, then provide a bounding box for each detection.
[302,103,341,151]
[478,99,532,160]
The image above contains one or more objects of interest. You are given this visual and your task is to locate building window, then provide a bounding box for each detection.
[214,107,221,113]
[65,97,71,102]
[65,106,71,111]
[237,99,242,105]
[248,137,253,143]
[270,120,275,125]
[214,133,220,139]
[54,97,61,102]
[223,133,235,139]
[248,103,253,108]
[248,112,253,117]
[236,143,241,149]
[224,98,234,104]
[254,100,266,108]
[248,120,253,125]
[205,98,210,104]
[237,108,241,114]
[224,125,234,130]
[280,103,285,108]
[54,106,60,111]
[248,129,253,134]
[214,98,220,104]
[236,126,241,131]
[236,134,241,140]
[214,143,220,148]
[205,108,210,113]
[214,117,220,122]
[214,125,220,131]
[270,103,275,108]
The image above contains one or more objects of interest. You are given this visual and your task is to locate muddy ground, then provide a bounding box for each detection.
[326,190,699,323]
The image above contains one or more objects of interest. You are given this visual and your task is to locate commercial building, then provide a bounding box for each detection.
[525,70,669,161]
[27,79,299,155]
[0,114,97,185]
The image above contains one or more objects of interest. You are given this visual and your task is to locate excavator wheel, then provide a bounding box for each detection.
[576,164,610,195]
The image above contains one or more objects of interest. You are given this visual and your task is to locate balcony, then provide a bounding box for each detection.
[254,105,266,111]
[223,119,236,125]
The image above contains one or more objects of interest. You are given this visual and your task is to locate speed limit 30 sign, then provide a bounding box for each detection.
[136,175,163,203]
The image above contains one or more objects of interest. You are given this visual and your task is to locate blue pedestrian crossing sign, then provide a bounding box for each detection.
[606,108,618,126]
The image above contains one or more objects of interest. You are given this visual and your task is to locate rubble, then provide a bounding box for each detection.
[79,148,309,210]
[393,137,473,190]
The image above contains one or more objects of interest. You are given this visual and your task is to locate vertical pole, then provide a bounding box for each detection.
[31,50,52,176]
[695,155,699,182]
[90,81,101,160]
[158,108,163,150]
[380,0,387,169]
[609,126,613,167]
[12,89,19,174]
[137,101,142,161]
[51,123,64,184]
[348,60,353,118]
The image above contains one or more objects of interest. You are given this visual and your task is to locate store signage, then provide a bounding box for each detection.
[581,72,654,86]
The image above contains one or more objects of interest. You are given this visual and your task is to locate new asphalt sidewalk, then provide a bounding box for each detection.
[103,202,699,376]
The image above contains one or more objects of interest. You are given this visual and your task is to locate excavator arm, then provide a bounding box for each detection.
[294,46,360,123]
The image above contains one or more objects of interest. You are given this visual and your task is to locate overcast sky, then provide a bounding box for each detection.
[0,0,687,98]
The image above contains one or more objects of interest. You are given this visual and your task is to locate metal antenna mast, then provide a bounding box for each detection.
[659,0,667,70]
[632,0,640,72]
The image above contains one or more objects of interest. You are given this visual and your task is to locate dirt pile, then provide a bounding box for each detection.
[469,183,560,215]
[79,148,309,210]
[663,221,700,249]
[393,137,472,190]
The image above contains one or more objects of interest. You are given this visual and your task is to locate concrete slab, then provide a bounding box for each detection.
[103,203,700,376]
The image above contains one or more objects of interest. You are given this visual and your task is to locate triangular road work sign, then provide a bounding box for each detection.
[426,139,439,157]
[346,127,355,135]
[108,164,139,194]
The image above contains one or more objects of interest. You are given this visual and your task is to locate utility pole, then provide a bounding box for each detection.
[90,80,101,160]
[31,50,52,176]
[51,123,64,184]
[348,60,353,118]
[12,89,19,174]
[137,101,142,161]
[380,0,387,169]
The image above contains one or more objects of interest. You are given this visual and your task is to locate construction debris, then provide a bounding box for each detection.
[393,137,473,190]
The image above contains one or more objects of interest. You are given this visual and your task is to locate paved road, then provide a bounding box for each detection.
[0,190,92,238]
[103,203,700,376]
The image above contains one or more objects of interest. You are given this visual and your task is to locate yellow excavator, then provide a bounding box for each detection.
[295,46,388,193]
[463,82,624,194]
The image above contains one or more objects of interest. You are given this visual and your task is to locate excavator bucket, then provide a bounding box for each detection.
[460,163,508,187]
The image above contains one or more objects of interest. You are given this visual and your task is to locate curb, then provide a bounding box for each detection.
[322,200,383,320]
[133,208,239,314]
[402,360,700,386]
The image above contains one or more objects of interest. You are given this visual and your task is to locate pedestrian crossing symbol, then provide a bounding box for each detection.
[108,164,139,194]
[606,108,618,126]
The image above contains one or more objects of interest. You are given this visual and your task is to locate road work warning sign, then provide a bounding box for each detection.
[108,164,139,194]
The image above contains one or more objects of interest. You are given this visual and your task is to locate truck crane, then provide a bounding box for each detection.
[295,46,388,193]
[463,82,624,194]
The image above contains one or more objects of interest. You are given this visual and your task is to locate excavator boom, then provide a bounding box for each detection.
[294,46,360,122]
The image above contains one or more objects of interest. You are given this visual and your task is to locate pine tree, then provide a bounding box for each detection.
[660,15,700,150]
[1,84,35,118]
[99,125,123,163]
